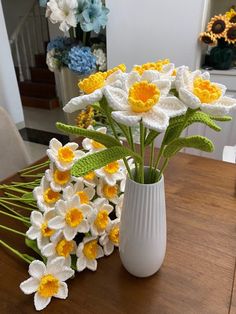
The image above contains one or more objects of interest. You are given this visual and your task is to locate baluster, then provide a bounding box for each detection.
[32,5,39,54]
[35,2,44,53]
[25,21,34,67]
[15,40,24,82]
[21,32,30,80]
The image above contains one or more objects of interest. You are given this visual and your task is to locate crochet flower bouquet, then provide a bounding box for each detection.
[1,60,236,311]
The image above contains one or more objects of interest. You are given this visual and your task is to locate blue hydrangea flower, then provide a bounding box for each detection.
[68,46,97,74]
[47,37,74,52]
[78,0,109,34]
[39,0,47,7]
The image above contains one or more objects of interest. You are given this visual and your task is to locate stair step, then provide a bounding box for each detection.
[19,81,56,98]
[30,67,55,83]
[21,96,60,110]
[35,53,47,68]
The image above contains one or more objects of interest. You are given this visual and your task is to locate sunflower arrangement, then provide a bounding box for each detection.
[199,8,236,69]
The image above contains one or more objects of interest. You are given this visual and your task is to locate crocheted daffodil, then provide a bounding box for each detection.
[104,71,187,132]
[20,257,74,311]
[76,236,104,271]
[175,66,236,115]
[47,138,85,172]
[82,126,107,152]
[48,195,92,241]
[99,218,120,256]
[63,65,125,113]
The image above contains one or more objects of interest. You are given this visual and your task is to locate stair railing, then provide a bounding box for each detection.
[9,0,49,82]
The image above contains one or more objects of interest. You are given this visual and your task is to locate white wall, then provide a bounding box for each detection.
[0,1,24,128]
[106,0,207,71]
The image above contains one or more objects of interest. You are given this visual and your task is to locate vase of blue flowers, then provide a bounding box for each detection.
[40,0,108,110]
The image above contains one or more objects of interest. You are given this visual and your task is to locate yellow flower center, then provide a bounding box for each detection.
[102,184,118,199]
[109,226,119,245]
[76,191,89,204]
[83,240,98,260]
[65,208,83,227]
[94,209,109,230]
[193,77,222,104]
[104,64,126,78]
[53,169,70,185]
[83,171,95,181]
[41,222,55,237]
[104,161,119,174]
[133,59,170,75]
[79,72,105,94]
[172,68,177,76]
[58,147,75,163]
[43,188,60,204]
[128,81,160,113]
[91,140,105,149]
[38,274,59,298]
[56,239,74,257]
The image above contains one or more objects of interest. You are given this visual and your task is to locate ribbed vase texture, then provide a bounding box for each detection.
[119,173,166,277]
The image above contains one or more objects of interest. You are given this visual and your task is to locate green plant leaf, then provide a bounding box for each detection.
[186,111,221,131]
[22,192,34,200]
[145,130,160,146]
[72,146,141,177]
[209,115,232,122]
[163,136,214,158]
[56,122,121,148]
[25,238,44,258]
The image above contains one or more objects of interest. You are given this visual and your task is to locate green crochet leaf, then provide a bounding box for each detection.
[56,122,121,148]
[209,115,232,122]
[25,238,46,262]
[163,136,214,158]
[186,111,221,131]
[72,146,141,177]
[145,130,160,146]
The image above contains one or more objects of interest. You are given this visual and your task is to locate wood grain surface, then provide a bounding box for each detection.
[0,150,236,314]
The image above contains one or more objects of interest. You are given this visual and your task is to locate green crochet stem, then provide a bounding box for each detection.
[139,121,145,183]
[0,224,26,237]
[0,240,32,264]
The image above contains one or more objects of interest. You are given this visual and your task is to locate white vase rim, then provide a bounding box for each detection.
[128,166,164,187]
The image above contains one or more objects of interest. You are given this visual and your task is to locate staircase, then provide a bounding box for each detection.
[10,1,59,110]
[19,53,59,110]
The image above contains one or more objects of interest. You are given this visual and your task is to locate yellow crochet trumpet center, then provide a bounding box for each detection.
[109,226,119,245]
[53,169,70,185]
[38,274,59,298]
[43,188,60,204]
[83,240,98,260]
[41,222,55,237]
[102,184,118,199]
[193,77,221,104]
[94,210,109,230]
[128,81,160,113]
[65,208,83,227]
[58,147,75,163]
[56,239,74,257]
[77,191,89,204]
[79,72,105,94]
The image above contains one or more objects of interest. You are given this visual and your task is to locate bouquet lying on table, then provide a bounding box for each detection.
[1,60,235,311]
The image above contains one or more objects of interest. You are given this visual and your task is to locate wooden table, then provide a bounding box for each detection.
[0,152,236,314]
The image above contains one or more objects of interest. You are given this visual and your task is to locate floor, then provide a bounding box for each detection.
[21,107,69,163]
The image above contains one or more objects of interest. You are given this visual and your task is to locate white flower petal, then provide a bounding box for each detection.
[104,86,129,110]
[179,88,201,109]
[104,242,114,256]
[157,96,187,117]
[76,256,86,271]
[20,277,39,295]
[54,282,68,299]
[34,292,51,311]
[77,220,89,233]
[48,216,65,229]
[152,79,171,97]
[29,260,46,279]
[65,142,78,150]
[63,225,77,241]
[124,71,140,91]
[86,259,97,271]
[80,204,92,217]
[50,138,62,151]
[47,256,65,274]
[54,267,74,281]
[41,243,54,257]
[142,108,169,132]
[63,90,103,113]
[112,110,141,127]
[26,226,40,240]
[200,96,236,116]
[97,246,104,258]
[30,211,43,227]
[141,70,160,82]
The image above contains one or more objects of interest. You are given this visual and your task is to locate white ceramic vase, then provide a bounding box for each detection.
[119,169,166,277]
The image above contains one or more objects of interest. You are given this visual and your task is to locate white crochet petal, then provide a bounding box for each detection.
[76,256,86,271]
[125,71,140,91]
[20,277,39,295]
[175,65,189,91]
[200,96,236,116]
[152,79,171,97]
[142,108,169,132]
[63,225,77,241]
[161,63,175,76]
[141,70,160,82]
[157,96,187,117]
[111,110,141,127]
[201,71,210,80]
[29,260,46,279]
[104,86,129,110]
[214,83,227,97]
[105,70,122,84]
[34,292,51,311]
[54,282,68,299]
[63,90,103,113]
[179,88,201,109]
[86,259,97,271]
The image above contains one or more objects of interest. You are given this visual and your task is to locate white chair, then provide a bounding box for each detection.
[0,107,30,180]
[222,145,236,164]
